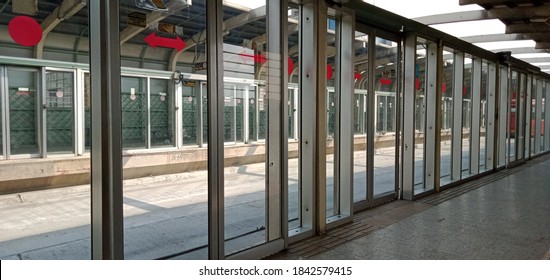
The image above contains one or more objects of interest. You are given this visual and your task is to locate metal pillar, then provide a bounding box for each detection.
[89,0,124,260]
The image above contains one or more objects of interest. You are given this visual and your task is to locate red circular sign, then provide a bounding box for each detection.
[8,16,43,47]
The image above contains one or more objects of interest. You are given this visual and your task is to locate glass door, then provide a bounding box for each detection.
[45,70,75,155]
[373,35,399,197]
[7,67,40,157]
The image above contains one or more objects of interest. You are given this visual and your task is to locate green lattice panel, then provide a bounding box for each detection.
[85,109,91,149]
[47,108,73,148]
[150,94,171,145]
[248,98,256,141]
[259,110,267,140]
[9,91,37,147]
[121,92,146,147]
[236,99,243,142]
[182,95,198,145]
[202,97,208,144]
[224,106,234,142]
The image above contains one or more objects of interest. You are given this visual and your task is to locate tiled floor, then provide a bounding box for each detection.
[270,155,550,260]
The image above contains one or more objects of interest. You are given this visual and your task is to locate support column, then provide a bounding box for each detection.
[401,33,416,200]
[335,10,354,217]
[470,58,481,175]
[300,0,326,234]
[451,52,464,181]
[535,79,542,155]
[486,63,496,169]
[424,42,438,191]
[524,75,532,158]
[545,81,550,151]
[497,66,508,167]
[206,0,225,259]
[89,0,123,260]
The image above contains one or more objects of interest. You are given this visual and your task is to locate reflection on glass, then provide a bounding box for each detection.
[373,37,398,196]
[326,16,337,217]
[440,48,454,186]
[353,32,368,203]
[0,5,91,259]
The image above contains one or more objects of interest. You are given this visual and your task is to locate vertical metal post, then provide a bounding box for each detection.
[335,10,354,217]
[40,68,47,158]
[206,0,225,259]
[545,81,550,151]
[470,58,481,175]
[366,30,376,201]
[198,82,204,147]
[434,41,443,192]
[146,77,151,149]
[243,85,250,144]
[424,42,438,191]
[486,63,496,169]
[174,82,183,149]
[535,79,542,155]
[497,66,508,167]
[315,0,327,234]
[451,52,464,180]
[1,67,6,158]
[524,75,532,158]
[300,0,322,233]
[278,0,289,246]
[89,0,124,260]
[266,0,287,241]
[401,33,416,200]
[74,69,83,156]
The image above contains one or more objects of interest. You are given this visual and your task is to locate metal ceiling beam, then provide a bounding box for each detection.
[119,0,190,45]
[459,0,519,5]
[34,0,87,59]
[535,42,550,49]
[506,22,550,33]
[168,5,266,70]
[413,10,493,25]
[491,46,547,54]
[488,5,550,20]
[522,57,550,63]
[460,33,527,43]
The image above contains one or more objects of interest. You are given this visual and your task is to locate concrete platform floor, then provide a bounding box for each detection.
[270,154,550,260]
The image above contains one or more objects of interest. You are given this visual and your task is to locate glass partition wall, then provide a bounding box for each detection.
[2,0,550,260]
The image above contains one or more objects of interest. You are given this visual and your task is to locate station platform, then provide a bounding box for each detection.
[270,155,550,260]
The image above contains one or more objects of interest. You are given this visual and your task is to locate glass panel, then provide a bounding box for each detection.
[326,15,337,217]
[121,76,147,149]
[479,62,488,172]
[150,78,174,147]
[84,73,91,151]
[530,80,536,156]
[542,83,546,152]
[353,31,368,203]
[46,71,74,154]
[373,37,398,196]
[288,4,300,230]
[119,0,208,259]
[0,3,91,259]
[8,68,40,156]
[462,55,473,177]
[223,0,269,255]
[440,47,454,186]
[509,71,518,162]
[414,39,427,190]
[182,84,198,146]
[517,73,526,160]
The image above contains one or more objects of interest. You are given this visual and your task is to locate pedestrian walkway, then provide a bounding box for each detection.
[270,155,550,260]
